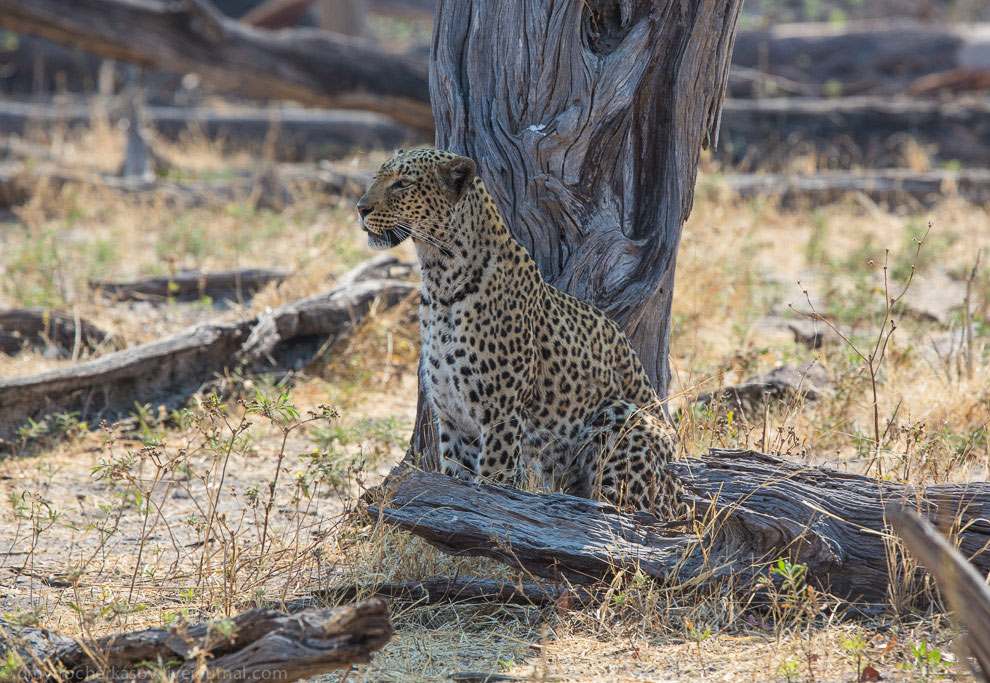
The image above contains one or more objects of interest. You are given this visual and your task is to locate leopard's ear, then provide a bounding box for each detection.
[436,156,476,202]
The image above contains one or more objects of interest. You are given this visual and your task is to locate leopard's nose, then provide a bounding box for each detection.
[357,203,372,221]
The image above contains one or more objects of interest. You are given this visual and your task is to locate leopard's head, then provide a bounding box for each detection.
[356,148,476,251]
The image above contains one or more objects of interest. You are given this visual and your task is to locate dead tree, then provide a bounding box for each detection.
[408,0,744,459]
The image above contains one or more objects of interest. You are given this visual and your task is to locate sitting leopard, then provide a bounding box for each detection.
[357,148,688,517]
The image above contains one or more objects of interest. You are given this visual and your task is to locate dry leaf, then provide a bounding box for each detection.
[860,664,882,681]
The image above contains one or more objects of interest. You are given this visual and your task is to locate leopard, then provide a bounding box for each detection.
[356,148,689,517]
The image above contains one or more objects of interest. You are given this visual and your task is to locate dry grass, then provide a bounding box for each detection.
[0,120,988,681]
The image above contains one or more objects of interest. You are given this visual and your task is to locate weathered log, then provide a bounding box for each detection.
[0,600,392,682]
[0,159,372,209]
[236,269,416,368]
[91,268,289,303]
[0,0,432,131]
[720,97,990,169]
[9,95,990,169]
[722,168,990,208]
[373,450,990,604]
[0,257,415,443]
[729,21,990,98]
[0,100,416,161]
[889,507,990,680]
[10,160,990,217]
[299,578,597,609]
[687,362,830,421]
[0,308,118,356]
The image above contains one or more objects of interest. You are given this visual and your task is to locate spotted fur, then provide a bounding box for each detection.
[357,148,689,517]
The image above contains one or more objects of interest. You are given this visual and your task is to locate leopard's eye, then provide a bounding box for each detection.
[391,178,414,191]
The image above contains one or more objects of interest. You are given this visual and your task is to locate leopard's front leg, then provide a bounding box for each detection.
[436,417,481,482]
[476,411,525,486]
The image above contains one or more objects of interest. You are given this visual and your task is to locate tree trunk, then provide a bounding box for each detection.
[409,0,743,459]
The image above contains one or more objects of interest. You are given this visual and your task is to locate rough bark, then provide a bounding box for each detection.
[91,267,289,303]
[0,309,118,357]
[0,100,416,161]
[720,97,990,170]
[0,601,392,682]
[729,21,990,98]
[723,168,990,208]
[0,0,432,131]
[889,507,990,680]
[0,257,415,444]
[410,0,744,459]
[373,450,990,604]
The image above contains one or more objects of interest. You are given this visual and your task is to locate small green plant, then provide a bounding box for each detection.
[904,640,945,681]
[840,631,869,681]
[0,649,25,680]
[685,618,712,674]
[771,558,806,595]
[779,656,800,683]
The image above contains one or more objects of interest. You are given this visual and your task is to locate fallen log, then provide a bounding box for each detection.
[6,95,989,169]
[0,308,118,356]
[0,600,392,682]
[0,100,416,162]
[889,507,990,680]
[723,169,990,208]
[729,21,990,98]
[0,256,416,444]
[0,159,372,209]
[0,0,432,132]
[372,450,990,604]
[720,97,990,169]
[687,362,830,421]
[91,267,288,303]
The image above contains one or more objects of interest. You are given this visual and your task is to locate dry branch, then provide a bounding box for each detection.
[373,450,990,603]
[0,256,416,444]
[0,600,392,682]
[0,308,118,356]
[730,21,990,98]
[0,100,416,162]
[723,169,990,208]
[889,507,990,680]
[0,0,432,131]
[91,268,289,303]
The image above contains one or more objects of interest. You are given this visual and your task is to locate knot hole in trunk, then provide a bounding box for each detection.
[581,0,646,57]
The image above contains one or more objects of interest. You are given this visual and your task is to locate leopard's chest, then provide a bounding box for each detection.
[420,293,485,433]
